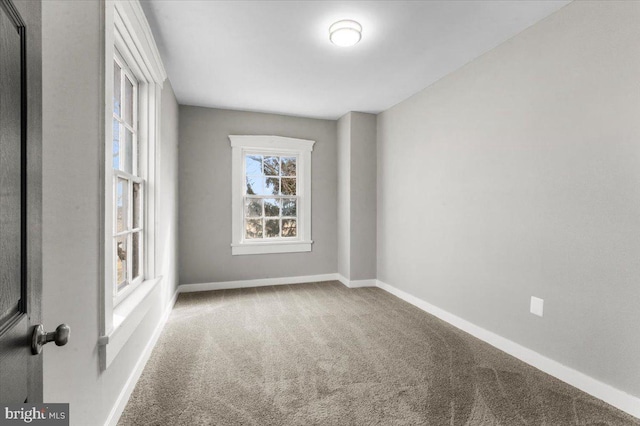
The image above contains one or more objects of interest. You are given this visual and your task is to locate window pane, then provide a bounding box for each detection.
[133,182,141,229]
[281,178,296,195]
[116,235,127,291]
[245,198,262,217]
[282,219,297,237]
[135,134,139,176]
[245,219,263,239]
[265,219,280,238]
[264,198,279,217]
[132,231,141,280]
[112,119,120,170]
[245,155,261,175]
[281,157,296,176]
[246,177,281,195]
[246,176,265,195]
[282,199,296,217]
[125,75,134,126]
[116,178,128,233]
[263,156,279,176]
[113,61,121,117]
[124,129,133,174]
[266,177,280,195]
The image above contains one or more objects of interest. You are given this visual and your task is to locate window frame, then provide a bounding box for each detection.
[230,135,315,255]
[99,0,167,370]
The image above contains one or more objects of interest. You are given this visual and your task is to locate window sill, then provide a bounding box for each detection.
[98,276,162,370]
[231,240,312,255]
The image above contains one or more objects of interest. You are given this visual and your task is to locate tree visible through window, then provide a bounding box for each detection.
[113,53,143,294]
[244,154,298,239]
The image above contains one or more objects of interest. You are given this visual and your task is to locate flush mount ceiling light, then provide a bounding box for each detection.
[329,20,362,47]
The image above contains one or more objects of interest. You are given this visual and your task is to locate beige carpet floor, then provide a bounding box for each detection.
[119,281,639,425]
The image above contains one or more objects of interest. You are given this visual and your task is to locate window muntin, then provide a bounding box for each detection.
[244,154,298,240]
[112,52,143,296]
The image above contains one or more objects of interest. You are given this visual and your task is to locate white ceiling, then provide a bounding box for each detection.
[141,0,570,120]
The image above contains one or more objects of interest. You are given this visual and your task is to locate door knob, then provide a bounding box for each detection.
[31,324,70,355]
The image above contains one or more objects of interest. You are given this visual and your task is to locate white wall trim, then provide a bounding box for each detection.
[99,277,162,369]
[229,135,315,151]
[375,279,640,420]
[231,240,312,255]
[113,0,167,85]
[104,290,179,426]
[179,273,340,293]
[336,274,377,289]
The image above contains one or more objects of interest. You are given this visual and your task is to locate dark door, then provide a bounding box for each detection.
[0,0,42,403]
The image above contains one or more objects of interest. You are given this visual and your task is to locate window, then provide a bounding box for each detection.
[100,0,167,370]
[230,136,315,255]
[112,52,144,298]
[244,155,298,239]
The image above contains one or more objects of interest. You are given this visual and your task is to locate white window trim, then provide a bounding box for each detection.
[230,135,315,255]
[99,0,167,370]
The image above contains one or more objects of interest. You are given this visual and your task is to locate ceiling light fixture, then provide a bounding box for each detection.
[329,20,362,47]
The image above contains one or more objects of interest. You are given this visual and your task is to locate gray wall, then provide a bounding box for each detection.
[158,79,180,301]
[337,114,351,279]
[349,113,377,280]
[41,2,180,423]
[179,106,337,284]
[377,0,640,398]
[337,112,377,281]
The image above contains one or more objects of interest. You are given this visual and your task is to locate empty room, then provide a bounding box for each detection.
[1,0,639,425]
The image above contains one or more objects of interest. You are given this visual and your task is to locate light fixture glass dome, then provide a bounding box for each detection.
[329,20,362,47]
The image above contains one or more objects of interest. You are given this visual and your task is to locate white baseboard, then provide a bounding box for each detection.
[337,274,377,289]
[179,273,340,293]
[375,280,640,420]
[105,290,180,426]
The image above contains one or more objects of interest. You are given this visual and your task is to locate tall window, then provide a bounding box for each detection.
[230,135,315,255]
[101,0,166,370]
[112,52,143,295]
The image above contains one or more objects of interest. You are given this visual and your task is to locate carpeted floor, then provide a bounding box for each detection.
[119,281,639,425]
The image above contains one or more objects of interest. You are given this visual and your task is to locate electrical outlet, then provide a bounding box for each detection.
[530,296,544,317]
